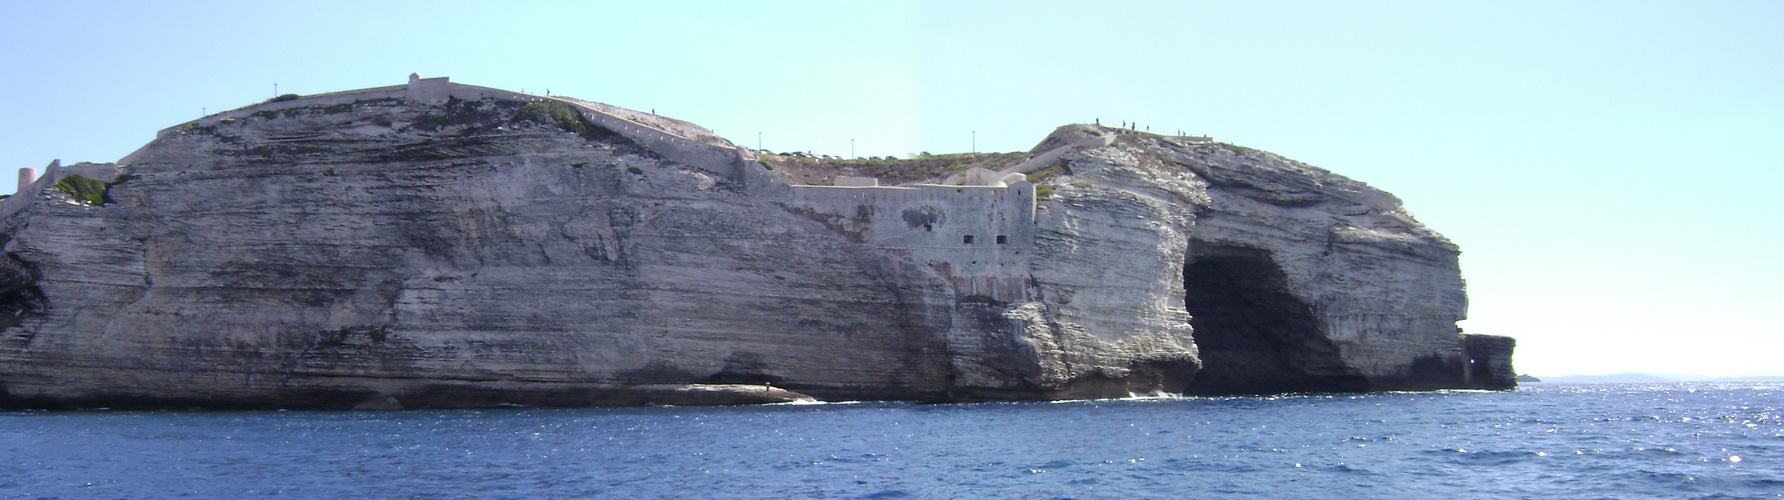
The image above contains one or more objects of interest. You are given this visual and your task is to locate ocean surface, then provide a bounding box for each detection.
[3,382,1780,499]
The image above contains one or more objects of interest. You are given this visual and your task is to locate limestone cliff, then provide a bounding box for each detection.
[0,77,1513,409]
[1005,126,1514,394]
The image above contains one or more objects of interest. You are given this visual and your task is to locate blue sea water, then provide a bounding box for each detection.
[2,382,1781,499]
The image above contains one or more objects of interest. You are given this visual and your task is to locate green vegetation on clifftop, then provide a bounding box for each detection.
[51,175,112,206]
[515,100,627,143]
[759,152,1025,186]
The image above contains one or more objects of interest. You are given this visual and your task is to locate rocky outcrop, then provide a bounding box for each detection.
[1008,126,1491,395]
[1463,334,1518,390]
[0,78,1512,409]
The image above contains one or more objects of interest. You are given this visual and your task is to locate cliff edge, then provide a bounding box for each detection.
[0,76,1513,409]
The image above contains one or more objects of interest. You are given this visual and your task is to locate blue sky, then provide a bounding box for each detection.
[2,1,1779,377]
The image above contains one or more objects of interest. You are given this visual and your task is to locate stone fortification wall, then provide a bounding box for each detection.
[0,161,121,219]
[16,168,35,193]
[405,74,450,103]
[559,100,749,183]
[144,86,407,145]
[997,135,1112,178]
[787,182,1037,302]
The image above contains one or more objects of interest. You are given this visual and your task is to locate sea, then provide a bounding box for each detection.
[2,382,1780,499]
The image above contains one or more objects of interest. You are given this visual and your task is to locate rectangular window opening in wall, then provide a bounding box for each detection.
[996,235,1007,244]
[963,235,975,244]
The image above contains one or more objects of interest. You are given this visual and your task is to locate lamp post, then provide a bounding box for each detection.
[851,139,855,159]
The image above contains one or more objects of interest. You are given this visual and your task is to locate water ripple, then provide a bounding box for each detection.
[3,383,1783,498]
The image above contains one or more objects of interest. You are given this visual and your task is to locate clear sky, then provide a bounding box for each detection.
[2,1,1779,378]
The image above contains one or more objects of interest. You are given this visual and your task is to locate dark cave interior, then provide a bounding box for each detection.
[1182,244,1369,395]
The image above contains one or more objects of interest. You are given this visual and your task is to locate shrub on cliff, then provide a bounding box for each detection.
[51,175,112,206]
[515,100,625,143]
[1027,164,1071,183]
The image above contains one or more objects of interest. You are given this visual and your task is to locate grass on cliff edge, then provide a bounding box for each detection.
[515,100,627,143]
[758,152,1025,186]
[52,174,113,206]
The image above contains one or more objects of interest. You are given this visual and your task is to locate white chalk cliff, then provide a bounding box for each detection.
[0,77,1514,409]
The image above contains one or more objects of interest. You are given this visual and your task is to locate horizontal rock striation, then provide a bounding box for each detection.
[0,77,1512,409]
[1009,126,1497,395]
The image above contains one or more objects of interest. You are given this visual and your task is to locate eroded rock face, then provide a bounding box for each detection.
[0,95,951,408]
[0,83,1511,409]
[1023,127,1487,394]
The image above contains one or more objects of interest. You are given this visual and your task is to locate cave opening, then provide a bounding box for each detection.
[1182,244,1368,395]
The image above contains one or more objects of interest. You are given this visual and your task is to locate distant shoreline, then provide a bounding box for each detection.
[1531,373,1784,384]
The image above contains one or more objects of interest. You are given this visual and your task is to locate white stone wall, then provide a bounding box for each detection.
[788,181,1037,302]
[405,74,451,104]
